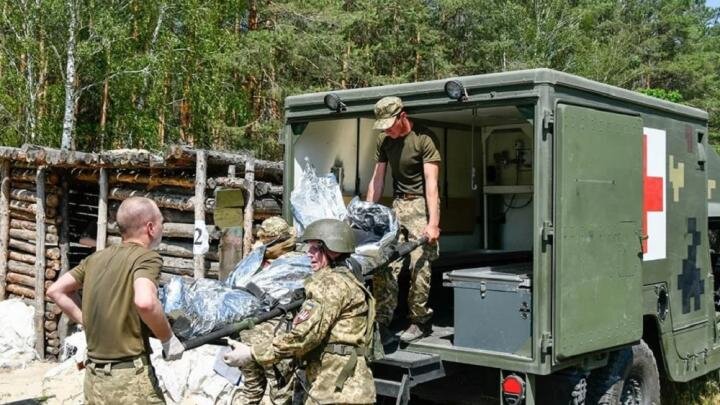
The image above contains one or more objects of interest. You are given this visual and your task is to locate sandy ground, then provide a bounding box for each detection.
[0,360,84,404]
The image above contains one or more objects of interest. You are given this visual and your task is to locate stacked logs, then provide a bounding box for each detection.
[72,168,223,282]
[4,167,63,360]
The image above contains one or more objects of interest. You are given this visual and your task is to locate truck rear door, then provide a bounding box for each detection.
[553,104,643,361]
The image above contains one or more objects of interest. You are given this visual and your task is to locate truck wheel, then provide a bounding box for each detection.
[587,340,660,405]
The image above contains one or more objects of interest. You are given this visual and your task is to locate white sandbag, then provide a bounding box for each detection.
[0,299,36,368]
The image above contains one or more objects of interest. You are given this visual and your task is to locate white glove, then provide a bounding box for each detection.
[162,334,185,361]
[223,337,253,367]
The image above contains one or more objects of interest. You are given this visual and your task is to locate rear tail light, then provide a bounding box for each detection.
[502,374,525,405]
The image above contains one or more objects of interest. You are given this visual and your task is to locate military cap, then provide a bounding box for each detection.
[373,96,403,130]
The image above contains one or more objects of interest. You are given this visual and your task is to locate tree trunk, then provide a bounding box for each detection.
[60,0,78,150]
[0,160,10,300]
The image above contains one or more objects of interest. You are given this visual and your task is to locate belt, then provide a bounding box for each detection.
[86,355,149,370]
[323,343,367,391]
[394,193,423,200]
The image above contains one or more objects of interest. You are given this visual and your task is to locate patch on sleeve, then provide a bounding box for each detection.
[293,301,317,326]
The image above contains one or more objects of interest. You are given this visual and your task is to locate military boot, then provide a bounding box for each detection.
[399,322,432,343]
[380,325,397,346]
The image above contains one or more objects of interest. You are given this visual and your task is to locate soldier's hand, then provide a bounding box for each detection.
[162,333,185,361]
[422,224,441,243]
[224,337,243,349]
[223,341,253,367]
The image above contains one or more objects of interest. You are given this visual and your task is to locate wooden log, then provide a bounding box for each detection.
[46,330,58,340]
[35,167,46,360]
[219,227,243,281]
[194,150,207,279]
[57,175,71,351]
[9,228,58,244]
[9,181,63,196]
[11,168,59,185]
[45,268,57,280]
[165,146,283,183]
[46,338,60,347]
[44,281,53,290]
[209,177,283,197]
[45,311,57,322]
[10,209,61,225]
[9,199,56,217]
[6,283,35,299]
[44,320,57,331]
[108,187,196,211]
[6,272,35,288]
[9,250,38,265]
[0,160,10,300]
[8,260,36,276]
[106,235,218,260]
[162,256,219,271]
[108,221,221,240]
[243,160,255,258]
[73,169,197,189]
[97,168,108,251]
[9,239,60,259]
[45,302,62,315]
[10,219,58,234]
[9,188,60,208]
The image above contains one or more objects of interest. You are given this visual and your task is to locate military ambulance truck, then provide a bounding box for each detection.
[280,69,720,404]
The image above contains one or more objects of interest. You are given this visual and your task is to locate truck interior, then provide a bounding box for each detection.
[290,102,537,360]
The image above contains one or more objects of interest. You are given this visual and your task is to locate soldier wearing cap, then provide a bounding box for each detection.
[234,216,299,405]
[224,219,376,404]
[366,96,441,343]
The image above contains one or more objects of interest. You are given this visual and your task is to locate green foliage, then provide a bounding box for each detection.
[637,88,685,103]
[0,0,719,159]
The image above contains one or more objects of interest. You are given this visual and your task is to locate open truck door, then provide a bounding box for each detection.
[553,104,644,361]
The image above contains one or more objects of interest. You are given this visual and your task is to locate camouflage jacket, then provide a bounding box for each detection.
[252,264,376,404]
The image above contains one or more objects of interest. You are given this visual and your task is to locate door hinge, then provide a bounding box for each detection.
[543,110,554,140]
[541,333,553,355]
[542,221,554,244]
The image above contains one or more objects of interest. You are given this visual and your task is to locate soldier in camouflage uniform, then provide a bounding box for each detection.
[236,216,298,405]
[224,219,376,405]
[366,96,441,343]
[47,197,185,404]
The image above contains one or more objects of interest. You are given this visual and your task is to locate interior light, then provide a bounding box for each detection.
[444,80,468,102]
[323,93,347,112]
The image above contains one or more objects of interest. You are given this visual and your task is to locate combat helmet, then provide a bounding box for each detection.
[300,218,356,253]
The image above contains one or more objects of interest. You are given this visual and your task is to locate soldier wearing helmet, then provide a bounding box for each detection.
[233,216,299,405]
[224,219,376,404]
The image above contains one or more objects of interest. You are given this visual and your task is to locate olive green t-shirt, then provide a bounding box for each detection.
[375,125,441,195]
[70,242,162,361]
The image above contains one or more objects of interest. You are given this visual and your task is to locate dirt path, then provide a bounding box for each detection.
[0,361,84,404]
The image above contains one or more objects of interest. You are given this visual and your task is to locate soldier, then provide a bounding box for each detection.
[48,197,184,404]
[236,216,298,405]
[224,219,376,405]
[366,96,441,343]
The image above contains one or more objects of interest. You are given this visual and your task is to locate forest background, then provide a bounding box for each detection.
[1,0,719,160]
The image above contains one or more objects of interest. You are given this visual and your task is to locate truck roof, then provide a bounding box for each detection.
[284,68,708,122]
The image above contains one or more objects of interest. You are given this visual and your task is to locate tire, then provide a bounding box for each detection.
[587,340,660,405]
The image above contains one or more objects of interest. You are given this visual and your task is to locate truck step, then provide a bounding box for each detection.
[373,349,445,405]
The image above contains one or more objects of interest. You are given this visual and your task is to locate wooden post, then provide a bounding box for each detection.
[219,227,243,281]
[243,159,255,258]
[57,175,71,348]
[0,160,10,300]
[34,167,46,360]
[193,150,207,279]
[96,168,108,250]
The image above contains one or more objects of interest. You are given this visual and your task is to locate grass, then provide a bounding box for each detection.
[663,373,720,405]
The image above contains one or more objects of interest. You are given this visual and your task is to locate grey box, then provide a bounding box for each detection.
[444,263,532,356]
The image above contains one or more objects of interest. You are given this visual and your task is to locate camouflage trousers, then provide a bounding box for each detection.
[235,317,297,405]
[373,197,439,326]
[84,357,165,405]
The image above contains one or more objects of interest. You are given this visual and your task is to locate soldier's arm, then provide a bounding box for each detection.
[366,162,387,203]
[134,278,173,342]
[253,277,345,365]
[423,161,441,242]
[47,273,83,325]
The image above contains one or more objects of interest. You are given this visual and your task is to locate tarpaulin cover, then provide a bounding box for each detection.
[346,197,399,275]
[290,162,347,233]
[225,245,266,289]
